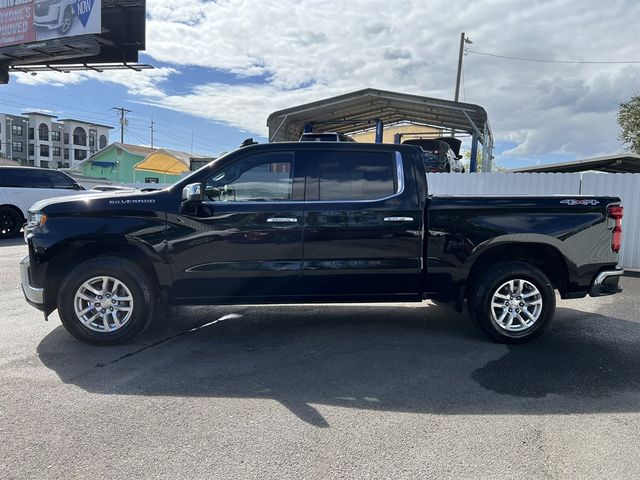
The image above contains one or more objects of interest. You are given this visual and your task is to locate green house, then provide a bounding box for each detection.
[78,143,158,184]
[76,142,209,185]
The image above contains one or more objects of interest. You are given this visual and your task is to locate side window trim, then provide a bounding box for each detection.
[304,150,404,204]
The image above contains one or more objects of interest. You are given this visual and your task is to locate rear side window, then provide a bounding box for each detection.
[49,171,79,189]
[1,169,53,188]
[308,151,397,201]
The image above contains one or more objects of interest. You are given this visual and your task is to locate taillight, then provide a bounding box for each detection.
[608,205,624,253]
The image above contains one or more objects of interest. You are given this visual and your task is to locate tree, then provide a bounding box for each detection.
[462,150,506,172]
[618,93,640,153]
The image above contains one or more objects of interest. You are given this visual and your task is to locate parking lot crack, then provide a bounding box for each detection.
[95,315,238,367]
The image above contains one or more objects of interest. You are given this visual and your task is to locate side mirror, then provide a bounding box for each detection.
[182,183,203,203]
[73,183,85,191]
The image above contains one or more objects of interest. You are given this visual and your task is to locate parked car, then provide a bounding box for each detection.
[20,142,624,345]
[0,166,85,239]
[299,132,355,142]
[33,0,77,34]
[402,138,464,172]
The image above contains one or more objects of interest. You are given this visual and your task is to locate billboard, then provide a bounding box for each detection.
[0,0,101,49]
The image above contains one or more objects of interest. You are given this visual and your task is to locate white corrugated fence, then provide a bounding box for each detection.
[428,172,640,269]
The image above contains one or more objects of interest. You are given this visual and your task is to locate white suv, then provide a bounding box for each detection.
[0,167,85,238]
[33,0,76,34]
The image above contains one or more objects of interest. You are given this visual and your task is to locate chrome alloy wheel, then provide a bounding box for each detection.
[73,276,134,333]
[490,279,543,333]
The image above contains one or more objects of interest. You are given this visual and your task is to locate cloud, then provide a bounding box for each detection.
[13,0,640,164]
[13,67,178,98]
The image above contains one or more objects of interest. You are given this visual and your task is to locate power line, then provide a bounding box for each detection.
[0,90,241,152]
[467,49,640,64]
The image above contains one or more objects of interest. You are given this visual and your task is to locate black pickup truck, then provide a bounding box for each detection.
[20,142,624,345]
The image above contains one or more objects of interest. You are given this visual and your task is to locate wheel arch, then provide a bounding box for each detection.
[0,204,26,223]
[467,241,570,299]
[44,239,166,308]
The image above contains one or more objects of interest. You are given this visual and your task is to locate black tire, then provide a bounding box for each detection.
[445,163,452,173]
[0,206,23,239]
[59,8,73,34]
[57,256,156,345]
[468,261,556,344]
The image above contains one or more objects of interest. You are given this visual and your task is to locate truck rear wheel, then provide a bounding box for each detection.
[469,261,555,343]
[57,257,155,345]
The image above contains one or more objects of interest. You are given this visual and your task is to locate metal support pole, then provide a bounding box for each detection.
[454,32,465,102]
[470,133,479,173]
[482,122,489,172]
[393,133,401,144]
[375,119,384,143]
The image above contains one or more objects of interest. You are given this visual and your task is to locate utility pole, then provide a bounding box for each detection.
[112,107,131,143]
[190,130,194,155]
[454,32,473,102]
[150,116,155,148]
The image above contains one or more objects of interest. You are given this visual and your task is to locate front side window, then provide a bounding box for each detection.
[204,152,295,202]
[309,151,397,201]
[50,171,78,189]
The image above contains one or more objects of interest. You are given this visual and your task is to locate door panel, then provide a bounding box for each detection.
[302,149,423,297]
[168,150,305,301]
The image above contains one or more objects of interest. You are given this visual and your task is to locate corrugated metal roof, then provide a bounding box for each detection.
[134,152,190,175]
[266,88,491,143]
[511,154,640,173]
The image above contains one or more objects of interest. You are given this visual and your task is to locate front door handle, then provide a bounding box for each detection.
[384,216,414,222]
[266,217,298,223]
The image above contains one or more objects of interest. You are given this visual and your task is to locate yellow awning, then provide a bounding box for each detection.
[134,152,190,174]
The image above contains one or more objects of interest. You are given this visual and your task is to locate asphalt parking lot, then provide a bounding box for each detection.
[1,237,639,479]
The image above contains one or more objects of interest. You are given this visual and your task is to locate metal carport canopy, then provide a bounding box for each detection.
[266,88,491,143]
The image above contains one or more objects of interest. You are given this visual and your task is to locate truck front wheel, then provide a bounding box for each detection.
[469,261,556,343]
[57,257,155,345]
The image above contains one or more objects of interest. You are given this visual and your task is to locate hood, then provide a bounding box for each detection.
[29,189,162,213]
[435,137,462,157]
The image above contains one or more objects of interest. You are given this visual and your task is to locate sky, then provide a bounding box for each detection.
[2,0,640,169]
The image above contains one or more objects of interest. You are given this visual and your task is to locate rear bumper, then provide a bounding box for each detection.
[589,268,624,297]
[20,256,46,310]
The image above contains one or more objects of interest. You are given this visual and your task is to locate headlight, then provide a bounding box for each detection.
[28,211,48,227]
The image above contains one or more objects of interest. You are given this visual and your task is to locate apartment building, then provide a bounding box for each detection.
[0,112,112,168]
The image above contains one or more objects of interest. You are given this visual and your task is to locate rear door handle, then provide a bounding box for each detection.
[384,216,414,222]
[266,217,298,223]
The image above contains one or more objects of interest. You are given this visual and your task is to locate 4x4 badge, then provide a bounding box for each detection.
[560,199,600,206]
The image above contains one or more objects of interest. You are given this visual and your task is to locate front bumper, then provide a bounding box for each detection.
[20,256,45,309]
[589,268,624,297]
[34,5,63,28]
